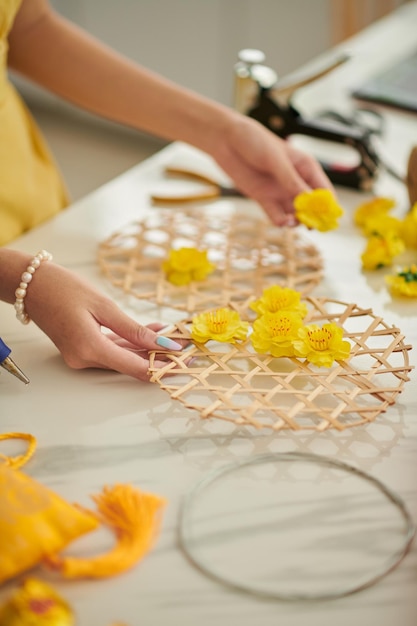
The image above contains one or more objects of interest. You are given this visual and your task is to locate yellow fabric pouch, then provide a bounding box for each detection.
[0,464,99,584]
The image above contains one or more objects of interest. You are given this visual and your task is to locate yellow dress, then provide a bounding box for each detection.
[0,0,69,246]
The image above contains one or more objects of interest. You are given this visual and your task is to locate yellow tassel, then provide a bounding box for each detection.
[45,484,166,579]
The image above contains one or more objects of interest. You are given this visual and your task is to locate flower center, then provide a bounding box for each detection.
[266,316,292,336]
[307,327,332,350]
[207,310,230,333]
[399,266,417,282]
[29,598,56,615]
[268,297,288,313]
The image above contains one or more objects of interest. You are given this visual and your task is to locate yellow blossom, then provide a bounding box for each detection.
[293,323,351,368]
[162,247,215,286]
[361,232,405,270]
[353,196,396,228]
[363,214,402,238]
[190,308,249,344]
[249,285,308,319]
[385,264,417,298]
[250,311,304,358]
[0,578,74,626]
[294,188,344,232]
[400,202,417,249]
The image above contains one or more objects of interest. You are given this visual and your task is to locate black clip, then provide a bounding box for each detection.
[234,50,380,190]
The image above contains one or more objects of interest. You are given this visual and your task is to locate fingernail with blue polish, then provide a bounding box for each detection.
[156,336,183,351]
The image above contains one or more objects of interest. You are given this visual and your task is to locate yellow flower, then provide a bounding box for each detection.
[250,311,304,358]
[385,264,417,297]
[249,285,308,319]
[363,214,402,238]
[190,308,249,344]
[353,196,396,228]
[294,189,344,232]
[162,247,215,286]
[361,232,405,270]
[400,202,417,249]
[0,578,74,626]
[293,323,351,368]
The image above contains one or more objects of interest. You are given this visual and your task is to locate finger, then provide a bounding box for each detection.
[287,145,335,192]
[260,198,299,227]
[146,323,190,349]
[83,333,171,381]
[234,164,304,224]
[145,322,167,333]
[95,302,184,352]
[106,338,189,364]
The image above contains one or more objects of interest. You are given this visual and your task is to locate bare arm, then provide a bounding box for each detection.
[8,0,332,225]
[7,0,228,155]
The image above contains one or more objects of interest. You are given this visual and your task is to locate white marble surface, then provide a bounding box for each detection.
[1,4,417,625]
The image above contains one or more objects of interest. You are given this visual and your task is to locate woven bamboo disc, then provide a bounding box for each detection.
[148,297,413,432]
[98,208,323,314]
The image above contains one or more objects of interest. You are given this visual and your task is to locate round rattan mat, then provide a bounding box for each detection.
[98,208,323,314]
[149,297,412,432]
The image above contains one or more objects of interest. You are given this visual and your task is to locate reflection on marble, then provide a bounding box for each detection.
[26,440,171,478]
[148,398,407,476]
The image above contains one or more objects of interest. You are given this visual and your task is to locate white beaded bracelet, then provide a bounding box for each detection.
[14,250,53,325]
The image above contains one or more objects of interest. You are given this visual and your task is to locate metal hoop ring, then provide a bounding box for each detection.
[179,452,416,601]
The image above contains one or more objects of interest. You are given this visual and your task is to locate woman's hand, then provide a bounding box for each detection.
[213,114,334,227]
[23,260,185,381]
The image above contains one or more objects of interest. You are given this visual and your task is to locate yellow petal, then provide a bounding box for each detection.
[293,323,350,367]
[400,203,417,249]
[250,311,303,357]
[250,285,308,318]
[0,578,74,626]
[294,189,344,232]
[363,214,402,237]
[361,233,405,270]
[354,196,396,228]
[385,264,417,297]
[191,308,249,344]
[163,247,215,285]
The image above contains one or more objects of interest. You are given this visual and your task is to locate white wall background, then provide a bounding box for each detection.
[15,0,332,110]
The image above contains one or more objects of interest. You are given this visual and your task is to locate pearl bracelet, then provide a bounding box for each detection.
[14,250,53,325]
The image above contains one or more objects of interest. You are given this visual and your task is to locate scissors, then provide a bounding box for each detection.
[150,166,244,205]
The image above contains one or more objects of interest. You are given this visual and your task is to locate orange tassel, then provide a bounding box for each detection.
[45,484,166,579]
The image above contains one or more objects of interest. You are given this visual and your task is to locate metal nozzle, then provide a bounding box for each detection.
[0,356,30,385]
